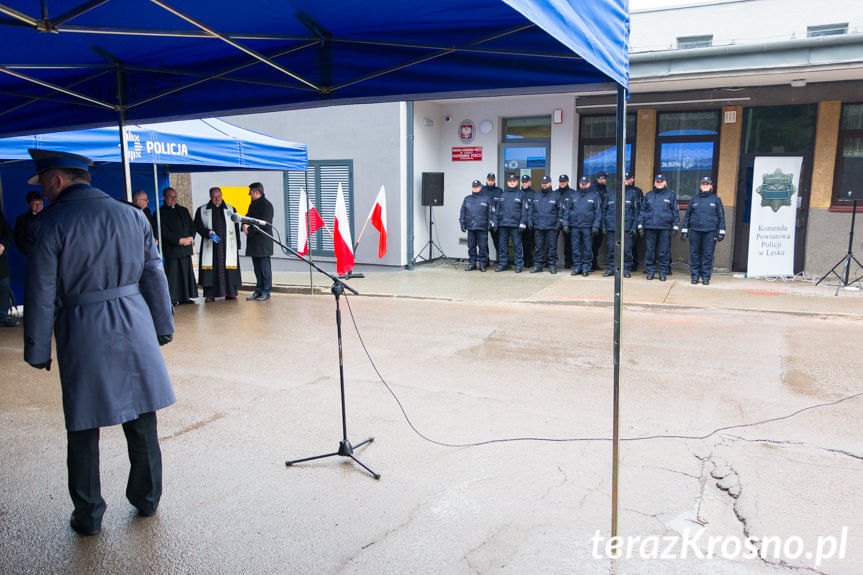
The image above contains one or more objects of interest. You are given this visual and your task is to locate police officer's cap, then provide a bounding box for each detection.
[541,175,552,184]
[521,174,531,182]
[486,173,496,180]
[701,176,713,185]
[625,171,633,179]
[654,174,666,182]
[471,179,482,187]
[596,171,608,179]
[507,173,518,181]
[579,176,591,184]
[559,174,569,182]
[28,148,93,185]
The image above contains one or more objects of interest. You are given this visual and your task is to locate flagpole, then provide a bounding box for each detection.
[304,173,314,294]
[353,217,371,251]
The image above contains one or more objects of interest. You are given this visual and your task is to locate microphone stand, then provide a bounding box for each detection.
[246,222,379,479]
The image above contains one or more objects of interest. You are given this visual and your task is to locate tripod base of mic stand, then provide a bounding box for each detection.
[285,437,380,480]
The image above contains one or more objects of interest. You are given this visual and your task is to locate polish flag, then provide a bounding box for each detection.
[333,183,355,275]
[297,188,325,256]
[367,185,388,258]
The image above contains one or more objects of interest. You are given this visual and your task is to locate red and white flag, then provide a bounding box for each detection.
[333,183,355,275]
[297,187,324,256]
[367,185,388,258]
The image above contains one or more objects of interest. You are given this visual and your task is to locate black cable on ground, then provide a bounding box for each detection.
[343,295,863,448]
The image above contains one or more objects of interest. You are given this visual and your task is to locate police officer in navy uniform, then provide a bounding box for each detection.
[624,172,644,271]
[637,174,680,281]
[519,174,536,269]
[23,149,175,536]
[494,174,527,272]
[590,171,609,271]
[681,176,727,285]
[529,175,561,274]
[480,173,503,262]
[555,174,574,269]
[562,176,602,276]
[460,179,492,271]
[601,174,639,278]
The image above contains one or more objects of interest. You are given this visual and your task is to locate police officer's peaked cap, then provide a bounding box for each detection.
[472,179,482,187]
[28,148,93,185]
[701,176,713,185]
[521,174,531,182]
[559,174,569,182]
[579,176,591,184]
[596,171,608,179]
[507,173,518,181]
[654,174,666,182]
[486,173,496,180]
[625,171,633,179]
[541,175,552,183]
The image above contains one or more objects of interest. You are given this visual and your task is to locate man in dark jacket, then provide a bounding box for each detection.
[480,173,502,262]
[601,176,639,278]
[520,175,536,268]
[14,190,43,255]
[0,209,15,327]
[459,179,492,271]
[243,182,275,301]
[624,173,644,271]
[133,190,159,243]
[24,149,175,536]
[590,171,609,271]
[681,176,727,285]
[159,187,198,304]
[555,174,573,269]
[529,175,561,274]
[562,176,602,276]
[494,174,527,272]
[637,174,680,281]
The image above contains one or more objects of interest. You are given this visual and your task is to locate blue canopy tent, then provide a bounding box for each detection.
[0,0,630,535]
[0,117,307,302]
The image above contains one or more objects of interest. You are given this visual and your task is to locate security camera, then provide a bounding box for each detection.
[444,115,452,123]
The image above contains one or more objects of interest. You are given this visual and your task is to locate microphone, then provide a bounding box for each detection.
[231,212,268,226]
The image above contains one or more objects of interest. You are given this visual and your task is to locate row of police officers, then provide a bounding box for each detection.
[460,172,726,283]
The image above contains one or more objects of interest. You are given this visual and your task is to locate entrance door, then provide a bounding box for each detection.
[732,105,817,273]
[501,143,549,185]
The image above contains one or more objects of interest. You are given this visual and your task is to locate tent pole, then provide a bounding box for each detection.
[153,163,163,257]
[115,65,133,202]
[305,170,314,293]
[406,101,414,270]
[611,83,626,542]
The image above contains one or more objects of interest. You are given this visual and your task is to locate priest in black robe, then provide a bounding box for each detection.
[159,187,198,305]
[194,186,241,301]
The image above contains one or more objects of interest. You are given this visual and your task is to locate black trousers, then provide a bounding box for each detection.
[533,228,558,268]
[521,228,534,267]
[560,229,572,267]
[466,229,489,265]
[67,411,162,529]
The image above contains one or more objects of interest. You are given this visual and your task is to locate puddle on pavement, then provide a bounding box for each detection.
[457,328,604,367]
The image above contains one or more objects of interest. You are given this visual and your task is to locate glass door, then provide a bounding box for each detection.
[501,143,549,185]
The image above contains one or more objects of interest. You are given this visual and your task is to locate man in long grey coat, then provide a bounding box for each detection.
[24,149,176,536]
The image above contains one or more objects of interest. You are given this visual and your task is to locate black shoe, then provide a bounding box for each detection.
[703,279,710,286]
[495,265,508,272]
[205,297,215,302]
[550,267,557,275]
[479,265,486,272]
[70,515,101,536]
[659,274,666,281]
[256,294,271,301]
[246,293,261,301]
[667,270,673,275]
[530,266,542,273]
[603,270,614,277]
[465,264,477,271]
[571,270,579,276]
[515,267,523,273]
[623,271,631,278]
[591,264,601,271]
[582,270,589,277]
[691,278,699,284]
[564,264,572,270]
[646,274,654,280]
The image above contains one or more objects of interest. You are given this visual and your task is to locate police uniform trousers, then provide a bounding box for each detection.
[67,411,162,530]
[534,228,558,268]
[605,230,633,272]
[560,229,572,267]
[521,228,534,267]
[591,232,603,270]
[498,226,524,268]
[570,227,594,273]
[644,229,672,275]
[689,230,716,281]
[467,229,489,266]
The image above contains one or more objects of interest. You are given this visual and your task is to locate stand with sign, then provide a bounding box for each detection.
[746,156,802,278]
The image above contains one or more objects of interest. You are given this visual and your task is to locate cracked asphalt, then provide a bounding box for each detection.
[1,267,861,574]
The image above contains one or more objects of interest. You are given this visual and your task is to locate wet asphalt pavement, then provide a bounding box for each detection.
[1,265,861,574]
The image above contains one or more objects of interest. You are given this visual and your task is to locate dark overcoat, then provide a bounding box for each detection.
[245,195,274,257]
[24,183,175,432]
[159,204,195,261]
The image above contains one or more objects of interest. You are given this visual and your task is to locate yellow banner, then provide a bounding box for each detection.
[219,186,252,216]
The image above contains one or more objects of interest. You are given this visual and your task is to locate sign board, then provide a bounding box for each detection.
[746,156,802,277]
[452,146,482,161]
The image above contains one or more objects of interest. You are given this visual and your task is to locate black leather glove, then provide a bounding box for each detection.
[681,230,689,241]
[563,225,570,234]
[591,227,599,237]
[638,227,645,238]
[518,223,526,231]
[31,359,52,371]
[461,225,467,233]
[157,334,173,346]
[554,224,561,233]
[528,222,534,229]
[671,226,679,238]
[717,230,726,242]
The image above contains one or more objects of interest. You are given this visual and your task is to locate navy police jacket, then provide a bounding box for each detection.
[529,188,561,230]
[562,188,602,229]
[601,187,640,232]
[638,187,680,230]
[683,191,727,232]
[459,192,492,231]
[495,188,527,228]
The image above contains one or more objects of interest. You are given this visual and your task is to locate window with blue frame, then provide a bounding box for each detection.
[578,114,636,193]
[655,110,720,202]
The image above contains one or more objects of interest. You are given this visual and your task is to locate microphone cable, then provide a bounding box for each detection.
[342,295,863,448]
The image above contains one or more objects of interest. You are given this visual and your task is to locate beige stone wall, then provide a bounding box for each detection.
[169,173,193,211]
[810,101,842,209]
[717,106,742,207]
[804,208,862,277]
[634,109,656,189]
